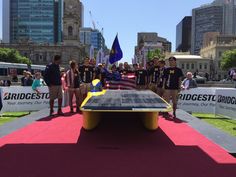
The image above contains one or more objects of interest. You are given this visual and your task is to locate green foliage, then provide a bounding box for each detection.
[0,48,31,64]
[193,113,236,137]
[147,50,153,61]
[0,112,29,126]
[0,117,17,126]
[146,49,165,61]
[220,49,236,70]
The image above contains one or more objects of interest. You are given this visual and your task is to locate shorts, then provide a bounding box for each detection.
[163,89,179,105]
[80,83,90,95]
[149,83,157,93]
[136,85,146,90]
[49,85,63,100]
[157,87,165,97]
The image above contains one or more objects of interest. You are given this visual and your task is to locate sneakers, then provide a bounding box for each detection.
[163,112,177,121]
[49,109,54,116]
[163,112,170,118]
[70,108,74,113]
[173,111,176,119]
[49,109,64,116]
[57,109,64,116]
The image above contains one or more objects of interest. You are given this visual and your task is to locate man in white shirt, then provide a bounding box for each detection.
[181,72,197,90]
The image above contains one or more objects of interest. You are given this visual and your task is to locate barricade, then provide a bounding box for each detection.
[0,86,68,113]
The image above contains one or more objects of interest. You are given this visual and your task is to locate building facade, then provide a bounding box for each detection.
[135,32,171,64]
[200,34,236,80]
[2,0,10,43]
[54,0,63,44]
[176,16,192,52]
[191,0,236,55]
[202,32,220,48]
[3,0,63,44]
[0,44,86,67]
[135,33,162,64]
[79,27,105,50]
[63,0,83,46]
[136,33,171,53]
[166,53,212,78]
[157,36,172,53]
[191,4,223,55]
[1,0,86,67]
[213,0,236,34]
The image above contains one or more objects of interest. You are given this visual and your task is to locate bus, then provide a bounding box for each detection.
[0,62,46,81]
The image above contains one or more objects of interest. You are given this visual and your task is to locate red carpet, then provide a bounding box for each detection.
[0,108,236,177]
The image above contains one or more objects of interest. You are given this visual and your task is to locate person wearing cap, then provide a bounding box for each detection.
[44,55,64,116]
[23,71,33,86]
[163,56,184,119]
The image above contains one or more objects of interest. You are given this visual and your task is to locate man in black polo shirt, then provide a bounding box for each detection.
[44,55,63,116]
[117,63,124,74]
[123,62,131,75]
[157,60,166,98]
[79,57,94,100]
[163,56,183,119]
[135,63,148,90]
[149,57,159,93]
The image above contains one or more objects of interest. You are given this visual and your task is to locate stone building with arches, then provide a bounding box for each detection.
[1,0,86,68]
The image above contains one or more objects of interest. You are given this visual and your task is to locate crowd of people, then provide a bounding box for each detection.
[0,54,199,119]
[0,70,40,87]
[42,55,199,119]
[0,79,11,87]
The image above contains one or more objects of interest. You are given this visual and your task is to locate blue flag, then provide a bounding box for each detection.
[109,35,123,64]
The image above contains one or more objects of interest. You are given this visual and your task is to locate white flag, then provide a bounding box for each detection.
[89,45,94,60]
[96,48,104,66]
[102,55,110,69]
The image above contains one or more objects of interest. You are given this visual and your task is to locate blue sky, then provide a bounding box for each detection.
[0,0,213,62]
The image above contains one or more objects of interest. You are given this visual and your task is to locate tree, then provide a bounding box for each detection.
[147,48,165,61]
[220,49,236,70]
[0,48,31,65]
